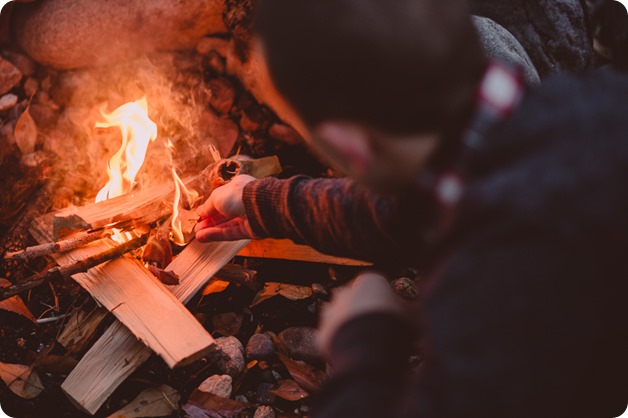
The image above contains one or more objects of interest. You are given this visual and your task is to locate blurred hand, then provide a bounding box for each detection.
[318,272,404,355]
[195,174,257,242]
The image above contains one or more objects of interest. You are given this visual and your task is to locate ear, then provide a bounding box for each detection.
[313,122,374,174]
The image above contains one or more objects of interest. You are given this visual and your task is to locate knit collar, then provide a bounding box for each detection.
[417,60,525,209]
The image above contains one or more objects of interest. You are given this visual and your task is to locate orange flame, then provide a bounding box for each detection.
[95,97,158,203]
[166,139,200,245]
[95,98,201,245]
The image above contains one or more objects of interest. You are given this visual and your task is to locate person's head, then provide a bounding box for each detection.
[254,0,487,191]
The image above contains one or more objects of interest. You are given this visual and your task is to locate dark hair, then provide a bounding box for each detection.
[254,0,488,136]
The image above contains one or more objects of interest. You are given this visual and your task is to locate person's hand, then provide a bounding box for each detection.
[318,272,404,355]
[195,174,257,242]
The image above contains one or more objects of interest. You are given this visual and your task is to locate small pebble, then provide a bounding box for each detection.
[277,327,323,365]
[391,277,418,299]
[215,336,245,378]
[23,77,39,97]
[198,374,232,398]
[245,333,275,360]
[255,382,276,405]
[271,370,282,382]
[254,405,276,418]
[0,94,18,111]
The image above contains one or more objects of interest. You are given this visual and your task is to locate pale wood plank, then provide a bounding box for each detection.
[237,239,372,266]
[31,218,216,369]
[60,239,249,414]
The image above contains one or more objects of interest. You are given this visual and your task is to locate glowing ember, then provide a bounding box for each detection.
[95,97,158,202]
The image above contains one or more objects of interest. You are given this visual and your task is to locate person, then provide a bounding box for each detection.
[195,0,628,416]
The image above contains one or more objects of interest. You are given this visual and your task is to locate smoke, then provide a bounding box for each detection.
[45,51,219,208]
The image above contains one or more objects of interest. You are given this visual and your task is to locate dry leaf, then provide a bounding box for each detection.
[212,312,242,337]
[106,384,180,418]
[202,279,230,296]
[270,379,309,401]
[14,107,38,154]
[250,282,312,307]
[277,353,326,393]
[147,265,180,286]
[0,279,36,322]
[0,362,44,399]
[143,230,173,268]
[185,390,250,418]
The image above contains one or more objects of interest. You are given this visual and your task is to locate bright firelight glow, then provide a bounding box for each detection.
[167,140,200,245]
[94,98,196,245]
[95,97,158,202]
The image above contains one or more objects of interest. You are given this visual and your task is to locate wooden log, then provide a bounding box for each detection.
[51,157,280,239]
[0,234,149,301]
[30,223,216,370]
[4,229,112,262]
[57,308,110,355]
[237,239,372,266]
[52,182,177,240]
[61,239,250,414]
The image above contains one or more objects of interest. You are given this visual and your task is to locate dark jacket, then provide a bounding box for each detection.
[242,69,628,418]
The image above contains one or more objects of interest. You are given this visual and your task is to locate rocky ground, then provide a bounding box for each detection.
[1,0,627,417]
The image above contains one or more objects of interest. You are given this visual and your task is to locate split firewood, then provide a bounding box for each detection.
[237,239,372,266]
[0,234,148,302]
[61,239,251,414]
[57,307,110,355]
[3,228,112,262]
[52,156,281,240]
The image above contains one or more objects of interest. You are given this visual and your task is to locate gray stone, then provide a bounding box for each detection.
[198,374,232,398]
[215,336,245,378]
[246,333,275,360]
[254,382,276,405]
[254,405,276,418]
[2,51,37,76]
[0,57,22,95]
[0,94,18,112]
[472,16,540,85]
[12,0,227,69]
[469,0,593,77]
[277,327,323,365]
[391,277,419,300]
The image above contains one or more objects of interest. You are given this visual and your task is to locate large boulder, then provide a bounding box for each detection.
[469,0,594,77]
[11,0,227,69]
[472,16,540,85]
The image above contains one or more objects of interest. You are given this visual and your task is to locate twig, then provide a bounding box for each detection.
[0,235,148,302]
[36,313,72,325]
[4,229,112,262]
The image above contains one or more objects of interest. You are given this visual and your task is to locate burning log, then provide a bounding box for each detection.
[52,156,281,239]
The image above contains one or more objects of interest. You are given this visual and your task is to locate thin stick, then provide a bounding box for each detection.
[0,235,148,302]
[4,229,113,262]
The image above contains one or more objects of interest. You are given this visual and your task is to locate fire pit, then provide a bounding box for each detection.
[0,1,380,416]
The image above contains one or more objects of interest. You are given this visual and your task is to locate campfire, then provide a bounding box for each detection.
[0,1,380,416]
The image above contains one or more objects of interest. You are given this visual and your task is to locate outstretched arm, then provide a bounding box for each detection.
[196,175,431,265]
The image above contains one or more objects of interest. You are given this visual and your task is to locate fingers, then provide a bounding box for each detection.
[195,218,253,242]
[194,214,231,231]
